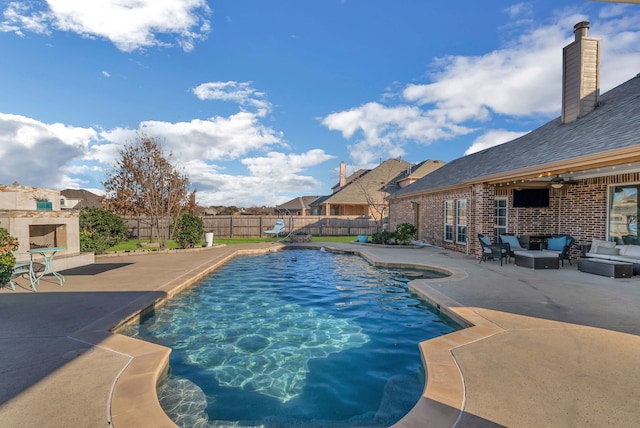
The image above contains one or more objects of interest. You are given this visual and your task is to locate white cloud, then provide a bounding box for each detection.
[322,102,474,166]
[184,149,335,207]
[99,112,286,164]
[101,71,110,78]
[0,0,211,52]
[1,110,333,206]
[0,2,51,36]
[0,113,96,187]
[192,81,272,116]
[323,9,640,159]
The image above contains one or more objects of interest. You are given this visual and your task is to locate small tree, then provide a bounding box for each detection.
[103,134,190,248]
[79,207,128,254]
[0,228,19,287]
[174,213,204,249]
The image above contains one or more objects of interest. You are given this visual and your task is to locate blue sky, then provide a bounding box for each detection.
[1,1,639,207]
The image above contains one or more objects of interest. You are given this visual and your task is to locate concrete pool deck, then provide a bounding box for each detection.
[1,242,640,427]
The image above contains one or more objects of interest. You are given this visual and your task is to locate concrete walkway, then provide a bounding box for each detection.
[1,242,640,427]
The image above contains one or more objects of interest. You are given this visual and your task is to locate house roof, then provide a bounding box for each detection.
[392,74,640,198]
[320,158,413,205]
[394,159,446,186]
[60,189,103,209]
[276,196,321,211]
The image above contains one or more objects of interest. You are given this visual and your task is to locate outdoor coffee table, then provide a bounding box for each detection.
[513,250,559,269]
[577,258,633,278]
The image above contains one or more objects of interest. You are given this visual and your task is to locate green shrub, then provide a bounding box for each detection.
[394,223,417,245]
[80,207,128,254]
[174,213,204,249]
[0,228,19,287]
[371,230,395,245]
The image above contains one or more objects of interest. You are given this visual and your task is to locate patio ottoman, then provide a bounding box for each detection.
[577,258,633,278]
[513,250,559,269]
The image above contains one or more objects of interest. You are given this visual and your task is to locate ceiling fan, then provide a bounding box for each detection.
[550,175,579,188]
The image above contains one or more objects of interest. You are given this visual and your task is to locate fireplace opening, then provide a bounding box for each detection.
[29,224,67,249]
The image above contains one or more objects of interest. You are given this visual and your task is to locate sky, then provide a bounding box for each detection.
[1,1,639,208]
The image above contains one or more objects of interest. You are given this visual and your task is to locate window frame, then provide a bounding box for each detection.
[494,197,508,242]
[456,199,468,244]
[444,200,454,242]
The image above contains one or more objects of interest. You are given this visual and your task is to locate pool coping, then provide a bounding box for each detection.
[91,243,487,427]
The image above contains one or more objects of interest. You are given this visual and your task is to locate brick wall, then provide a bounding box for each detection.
[389,172,639,261]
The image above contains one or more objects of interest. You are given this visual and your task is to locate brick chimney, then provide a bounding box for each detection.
[562,21,600,124]
[339,161,347,187]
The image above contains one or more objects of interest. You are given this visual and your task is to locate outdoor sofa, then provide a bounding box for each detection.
[584,239,640,275]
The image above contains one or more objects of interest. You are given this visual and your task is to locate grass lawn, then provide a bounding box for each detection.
[107,235,358,252]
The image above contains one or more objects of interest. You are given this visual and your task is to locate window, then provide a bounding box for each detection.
[36,201,53,211]
[494,198,508,241]
[444,200,454,241]
[609,185,639,244]
[456,199,467,243]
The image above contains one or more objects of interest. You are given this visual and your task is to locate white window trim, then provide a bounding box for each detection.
[444,200,454,242]
[456,199,467,244]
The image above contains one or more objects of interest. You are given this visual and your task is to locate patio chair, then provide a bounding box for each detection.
[264,219,286,237]
[8,253,36,291]
[478,234,509,266]
[499,234,528,257]
[542,234,574,266]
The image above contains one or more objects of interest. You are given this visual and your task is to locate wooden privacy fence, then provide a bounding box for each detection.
[122,215,381,239]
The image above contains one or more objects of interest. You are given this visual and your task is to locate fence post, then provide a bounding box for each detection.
[229,216,233,238]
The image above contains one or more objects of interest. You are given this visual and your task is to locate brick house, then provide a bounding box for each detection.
[310,158,444,218]
[388,21,640,261]
[312,159,414,217]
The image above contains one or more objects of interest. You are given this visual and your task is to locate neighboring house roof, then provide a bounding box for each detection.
[392,74,640,198]
[60,189,103,209]
[277,196,322,211]
[321,158,413,205]
[393,159,446,189]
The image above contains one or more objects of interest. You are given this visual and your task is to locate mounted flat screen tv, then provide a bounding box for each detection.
[512,188,549,208]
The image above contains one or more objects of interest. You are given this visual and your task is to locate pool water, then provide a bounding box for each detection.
[121,249,458,427]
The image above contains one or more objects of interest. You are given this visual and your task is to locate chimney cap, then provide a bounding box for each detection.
[573,21,590,38]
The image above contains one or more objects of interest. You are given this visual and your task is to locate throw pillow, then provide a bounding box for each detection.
[500,235,521,249]
[547,236,566,251]
[596,247,620,256]
[591,238,615,254]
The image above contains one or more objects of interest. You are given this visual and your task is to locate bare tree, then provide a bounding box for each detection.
[103,135,190,247]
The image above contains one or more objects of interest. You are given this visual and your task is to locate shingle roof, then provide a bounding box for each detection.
[392,74,640,197]
[322,158,412,204]
[277,196,321,211]
[61,189,103,209]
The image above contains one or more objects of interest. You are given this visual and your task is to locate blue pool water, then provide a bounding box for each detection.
[121,249,458,427]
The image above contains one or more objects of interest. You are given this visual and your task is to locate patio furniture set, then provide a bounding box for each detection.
[8,247,66,292]
[479,234,573,268]
[478,234,637,279]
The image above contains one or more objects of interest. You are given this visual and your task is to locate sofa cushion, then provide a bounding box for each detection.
[547,236,567,251]
[597,246,620,256]
[618,244,640,258]
[591,239,615,254]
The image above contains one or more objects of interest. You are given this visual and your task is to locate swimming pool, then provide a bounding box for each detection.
[122,249,458,427]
